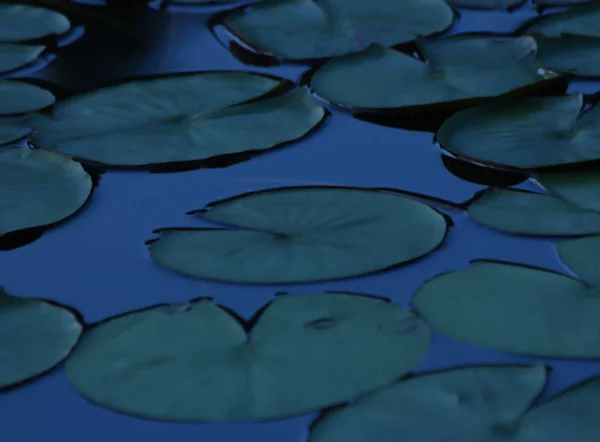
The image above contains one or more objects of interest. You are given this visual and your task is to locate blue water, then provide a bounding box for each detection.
[2,2,600,441]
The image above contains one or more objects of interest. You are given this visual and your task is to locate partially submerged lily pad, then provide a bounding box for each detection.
[412,235,600,357]
[524,2,600,37]
[0,4,70,42]
[28,72,325,168]
[222,0,454,61]
[66,292,430,421]
[310,365,600,442]
[0,148,93,237]
[0,288,82,389]
[0,43,45,73]
[309,37,559,110]
[468,170,600,236]
[438,93,600,169]
[535,36,600,77]
[149,186,448,284]
[0,80,55,115]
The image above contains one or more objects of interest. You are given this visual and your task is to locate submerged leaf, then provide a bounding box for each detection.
[149,186,448,284]
[0,43,45,73]
[0,4,70,42]
[66,293,430,421]
[0,288,82,389]
[0,80,55,115]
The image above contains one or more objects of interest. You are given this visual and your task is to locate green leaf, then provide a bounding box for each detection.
[0,43,45,73]
[149,186,448,284]
[28,73,325,168]
[533,0,596,6]
[557,236,600,286]
[309,37,559,110]
[467,171,600,236]
[0,287,82,389]
[536,35,600,77]
[0,4,70,42]
[438,93,600,169]
[309,365,600,442]
[0,148,93,237]
[0,117,31,145]
[0,80,55,115]
[525,2,600,37]
[223,0,454,61]
[66,292,430,421]
[447,0,524,9]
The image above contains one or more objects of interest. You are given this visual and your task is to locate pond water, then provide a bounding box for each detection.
[2,1,600,441]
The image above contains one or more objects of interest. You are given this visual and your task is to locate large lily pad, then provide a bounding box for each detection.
[0,4,70,42]
[525,2,600,37]
[222,0,454,61]
[412,235,600,357]
[309,37,559,110]
[0,80,55,115]
[310,365,600,442]
[28,72,325,168]
[437,93,600,169]
[0,148,93,237]
[468,170,600,236]
[535,35,600,77]
[0,287,82,389]
[0,43,45,73]
[66,292,430,421]
[149,186,448,284]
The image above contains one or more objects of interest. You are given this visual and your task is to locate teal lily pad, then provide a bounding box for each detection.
[447,0,524,9]
[222,0,454,61]
[66,292,430,421]
[0,80,55,115]
[0,148,93,237]
[310,364,600,442]
[0,287,82,389]
[412,235,600,357]
[28,72,325,168]
[437,93,600,169]
[309,37,560,110]
[0,43,45,73]
[535,35,600,77]
[525,2,600,37]
[0,117,30,145]
[0,4,70,42]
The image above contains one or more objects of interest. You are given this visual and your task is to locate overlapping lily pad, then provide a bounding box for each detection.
[0,80,55,115]
[148,186,448,284]
[0,117,30,145]
[468,170,600,236]
[0,4,70,42]
[447,0,524,10]
[535,36,600,77]
[0,148,93,238]
[0,43,45,73]
[438,93,600,169]
[221,0,454,61]
[524,2,600,37]
[309,36,560,110]
[27,72,325,169]
[310,365,600,442]
[412,235,600,357]
[0,287,82,389]
[66,292,430,421]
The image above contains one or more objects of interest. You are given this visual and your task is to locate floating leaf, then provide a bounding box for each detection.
[66,292,430,421]
[222,0,454,61]
[535,35,600,77]
[447,0,524,9]
[0,43,45,73]
[28,73,325,168]
[533,0,596,5]
[0,80,55,115]
[0,288,82,389]
[438,93,600,169]
[468,170,600,236]
[0,4,70,42]
[413,235,600,357]
[525,2,600,37]
[149,186,448,284]
[0,117,30,145]
[309,37,559,110]
[0,148,93,237]
[310,365,600,442]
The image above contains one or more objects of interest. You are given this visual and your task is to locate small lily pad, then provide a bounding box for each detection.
[0,148,93,237]
[0,80,55,115]
[222,0,454,61]
[309,37,560,110]
[412,235,600,357]
[535,35,600,77]
[66,292,430,421]
[0,4,70,42]
[525,2,600,37]
[0,287,82,389]
[0,43,45,73]
[149,186,448,284]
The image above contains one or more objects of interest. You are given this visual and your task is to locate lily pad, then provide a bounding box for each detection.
[0,117,31,145]
[0,80,55,115]
[310,365,600,442]
[0,148,93,237]
[28,73,325,168]
[467,170,600,236]
[413,236,600,357]
[66,292,430,421]
[0,43,45,73]
[535,35,600,77]
[0,4,70,42]
[525,2,600,37]
[0,287,82,389]
[533,0,596,6]
[222,0,454,61]
[437,93,600,169]
[149,186,448,284]
[309,37,560,110]
[447,0,524,10]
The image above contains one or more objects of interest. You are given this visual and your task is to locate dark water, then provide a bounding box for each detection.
[2,2,600,441]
